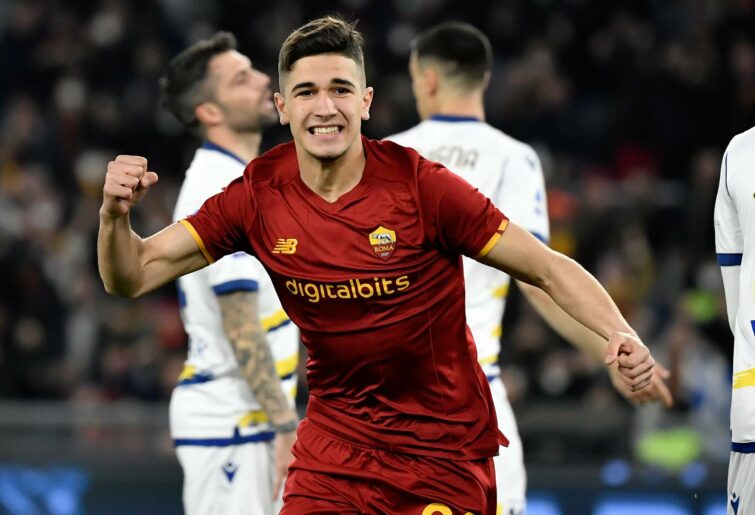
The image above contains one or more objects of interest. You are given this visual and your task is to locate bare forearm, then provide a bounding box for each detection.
[517,280,608,362]
[97,212,146,297]
[219,294,298,432]
[538,255,634,341]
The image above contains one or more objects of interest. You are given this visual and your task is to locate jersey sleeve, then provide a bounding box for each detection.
[496,147,550,244]
[418,159,508,258]
[206,252,262,295]
[180,176,256,263]
[714,149,742,262]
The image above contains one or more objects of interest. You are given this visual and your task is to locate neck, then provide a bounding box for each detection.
[297,137,366,203]
[205,126,262,162]
[427,89,485,121]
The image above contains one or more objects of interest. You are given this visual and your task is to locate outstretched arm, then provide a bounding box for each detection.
[479,222,655,391]
[98,155,208,297]
[517,280,672,406]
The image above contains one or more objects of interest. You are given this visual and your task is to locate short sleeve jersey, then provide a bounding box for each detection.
[714,126,755,445]
[182,137,509,460]
[388,117,549,379]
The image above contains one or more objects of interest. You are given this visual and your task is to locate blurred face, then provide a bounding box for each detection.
[204,50,276,133]
[275,54,373,162]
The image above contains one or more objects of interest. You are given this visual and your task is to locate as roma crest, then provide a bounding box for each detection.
[369,226,397,260]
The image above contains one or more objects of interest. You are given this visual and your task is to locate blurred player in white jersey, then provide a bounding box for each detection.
[714,127,755,515]
[160,32,299,515]
[387,22,672,515]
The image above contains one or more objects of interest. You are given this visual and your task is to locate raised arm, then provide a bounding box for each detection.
[479,222,656,391]
[98,155,208,297]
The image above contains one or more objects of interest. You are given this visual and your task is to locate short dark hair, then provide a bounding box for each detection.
[412,22,492,87]
[160,32,237,133]
[278,16,365,84]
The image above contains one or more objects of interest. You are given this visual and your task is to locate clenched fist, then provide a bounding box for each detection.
[100,155,159,218]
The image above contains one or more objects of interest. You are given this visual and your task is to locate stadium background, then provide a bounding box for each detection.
[0,0,753,513]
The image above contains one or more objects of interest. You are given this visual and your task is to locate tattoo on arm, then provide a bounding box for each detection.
[218,290,298,432]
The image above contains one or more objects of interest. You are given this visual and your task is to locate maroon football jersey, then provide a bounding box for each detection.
[183,137,509,460]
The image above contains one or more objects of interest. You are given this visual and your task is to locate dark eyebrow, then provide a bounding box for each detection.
[291,81,316,92]
[332,78,356,88]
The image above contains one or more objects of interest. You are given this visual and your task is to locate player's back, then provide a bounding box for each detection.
[170,143,298,442]
[388,117,549,379]
[714,127,755,445]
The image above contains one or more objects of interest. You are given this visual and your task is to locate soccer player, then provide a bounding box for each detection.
[98,17,660,514]
[159,33,299,515]
[387,22,672,515]
[714,126,755,515]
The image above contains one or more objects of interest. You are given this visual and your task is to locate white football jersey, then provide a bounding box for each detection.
[714,126,755,446]
[388,116,549,378]
[170,142,298,441]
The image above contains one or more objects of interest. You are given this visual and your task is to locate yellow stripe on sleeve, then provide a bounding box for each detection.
[478,353,499,366]
[492,283,510,298]
[733,368,755,389]
[261,309,290,332]
[179,219,215,264]
[475,219,510,259]
[177,365,196,382]
[275,353,299,378]
[238,410,269,426]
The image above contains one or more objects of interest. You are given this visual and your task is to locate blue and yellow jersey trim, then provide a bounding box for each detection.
[176,357,297,386]
[475,219,510,259]
[261,309,292,333]
[176,365,214,386]
[179,219,215,264]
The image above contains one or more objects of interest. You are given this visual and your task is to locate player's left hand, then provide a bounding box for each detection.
[609,361,673,407]
[604,331,655,391]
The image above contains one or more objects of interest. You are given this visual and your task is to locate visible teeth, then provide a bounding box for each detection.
[313,126,340,135]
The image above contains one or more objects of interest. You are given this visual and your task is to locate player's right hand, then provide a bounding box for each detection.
[100,155,158,218]
[272,429,297,500]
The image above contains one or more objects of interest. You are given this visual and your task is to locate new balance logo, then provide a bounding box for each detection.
[272,238,298,254]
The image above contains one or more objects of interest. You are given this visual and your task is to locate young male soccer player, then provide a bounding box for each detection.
[714,126,755,515]
[387,22,672,515]
[98,17,660,514]
[159,32,298,515]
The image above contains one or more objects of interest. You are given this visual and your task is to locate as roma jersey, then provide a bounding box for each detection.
[182,137,509,460]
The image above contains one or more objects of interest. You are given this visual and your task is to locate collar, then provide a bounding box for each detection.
[429,114,481,123]
[201,141,246,165]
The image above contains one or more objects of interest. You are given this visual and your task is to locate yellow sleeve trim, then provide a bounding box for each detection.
[261,309,291,332]
[275,353,299,379]
[179,219,215,264]
[478,353,499,366]
[475,219,509,259]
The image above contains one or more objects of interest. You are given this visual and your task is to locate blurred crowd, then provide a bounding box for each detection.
[1,0,753,468]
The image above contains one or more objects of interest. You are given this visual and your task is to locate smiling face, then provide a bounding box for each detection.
[203,50,277,133]
[274,54,373,163]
